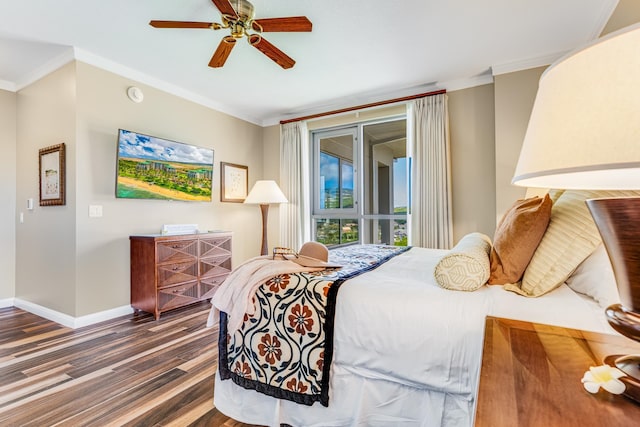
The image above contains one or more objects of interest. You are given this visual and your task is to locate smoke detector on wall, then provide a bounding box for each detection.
[127,86,144,103]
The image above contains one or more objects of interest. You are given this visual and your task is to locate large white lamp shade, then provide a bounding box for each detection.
[512,23,640,403]
[512,23,640,190]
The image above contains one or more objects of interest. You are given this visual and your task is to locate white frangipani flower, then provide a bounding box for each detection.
[581,365,626,394]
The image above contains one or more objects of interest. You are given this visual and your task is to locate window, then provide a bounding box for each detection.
[312,118,408,247]
[319,152,353,209]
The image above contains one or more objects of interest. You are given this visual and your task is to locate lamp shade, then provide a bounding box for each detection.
[512,23,640,189]
[511,23,640,404]
[244,180,288,204]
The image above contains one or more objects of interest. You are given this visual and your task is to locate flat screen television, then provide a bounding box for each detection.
[115,129,214,201]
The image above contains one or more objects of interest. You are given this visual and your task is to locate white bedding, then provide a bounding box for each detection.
[213,247,618,427]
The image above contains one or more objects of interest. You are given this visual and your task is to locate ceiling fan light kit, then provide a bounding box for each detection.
[149,0,312,69]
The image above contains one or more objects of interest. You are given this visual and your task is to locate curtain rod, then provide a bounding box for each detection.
[279,89,447,125]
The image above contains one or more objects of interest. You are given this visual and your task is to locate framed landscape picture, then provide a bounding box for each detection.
[221,162,248,202]
[39,143,66,206]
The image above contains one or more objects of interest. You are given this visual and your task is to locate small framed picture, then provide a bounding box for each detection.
[221,162,248,203]
[39,143,66,206]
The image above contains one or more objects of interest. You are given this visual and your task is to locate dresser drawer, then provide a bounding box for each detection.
[157,260,198,288]
[200,255,232,277]
[157,281,199,312]
[199,235,232,258]
[200,274,229,299]
[157,239,198,263]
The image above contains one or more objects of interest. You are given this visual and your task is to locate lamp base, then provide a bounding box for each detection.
[606,303,640,342]
[605,354,640,403]
[259,204,269,256]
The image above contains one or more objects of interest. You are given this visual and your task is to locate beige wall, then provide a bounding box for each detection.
[448,84,497,242]
[0,90,17,301]
[16,63,77,314]
[261,124,282,249]
[602,0,640,35]
[15,61,265,317]
[493,66,546,223]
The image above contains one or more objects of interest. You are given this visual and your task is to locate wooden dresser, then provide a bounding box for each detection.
[475,316,640,426]
[130,231,232,319]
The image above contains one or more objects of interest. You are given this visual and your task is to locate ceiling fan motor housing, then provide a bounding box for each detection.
[231,0,255,21]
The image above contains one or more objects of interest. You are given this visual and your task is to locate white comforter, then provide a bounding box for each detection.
[214,247,616,427]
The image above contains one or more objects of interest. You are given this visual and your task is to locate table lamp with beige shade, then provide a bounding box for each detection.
[512,23,640,402]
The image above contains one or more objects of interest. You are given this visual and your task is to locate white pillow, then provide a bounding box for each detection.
[434,232,491,291]
[565,244,620,308]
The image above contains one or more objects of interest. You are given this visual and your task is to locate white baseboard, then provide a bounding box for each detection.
[74,305,134,329]
[13,298,133,329]
[0,297,15,308]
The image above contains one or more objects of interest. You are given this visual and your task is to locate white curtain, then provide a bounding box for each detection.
[410,93,453,249]
[279,121,311,250]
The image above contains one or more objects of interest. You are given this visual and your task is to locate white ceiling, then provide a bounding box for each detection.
[0,0,618,126]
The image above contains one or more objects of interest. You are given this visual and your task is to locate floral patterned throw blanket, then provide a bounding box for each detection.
[218,244,411,406]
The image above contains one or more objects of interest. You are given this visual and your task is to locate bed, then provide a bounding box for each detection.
[209,189,629,427]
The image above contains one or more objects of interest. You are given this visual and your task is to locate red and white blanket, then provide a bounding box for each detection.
[215,245,410,406]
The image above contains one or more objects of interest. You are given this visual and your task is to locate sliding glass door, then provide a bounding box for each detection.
[311,117,408,247]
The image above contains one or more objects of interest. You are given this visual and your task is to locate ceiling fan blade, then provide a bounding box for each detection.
[211,0,238,19]
[252,16,312,32]
[209,36,237,67]
[150,20,214,29]
[248,35,295,69]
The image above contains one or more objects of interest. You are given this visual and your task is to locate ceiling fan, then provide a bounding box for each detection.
[149,0,312,69]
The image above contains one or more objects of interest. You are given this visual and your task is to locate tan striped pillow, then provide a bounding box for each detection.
[505,190,640,297]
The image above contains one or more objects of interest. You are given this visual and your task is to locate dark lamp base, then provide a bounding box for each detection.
[588,198,640,406]
[606,303,640,342]
[605,354,640,404]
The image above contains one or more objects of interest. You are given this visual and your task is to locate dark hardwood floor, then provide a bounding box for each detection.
[0,302,263,426]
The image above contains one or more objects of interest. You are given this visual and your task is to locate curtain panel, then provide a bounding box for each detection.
[279,121,310,250]
[410,93,453,249]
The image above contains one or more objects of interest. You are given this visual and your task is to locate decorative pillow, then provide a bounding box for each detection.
[488,194,552,285]
[434,232,492,291]
[505,190,640,298]
[548,189,565,204]
[565,244,620,308]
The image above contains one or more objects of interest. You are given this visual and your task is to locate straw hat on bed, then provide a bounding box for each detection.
[291,242,342,269]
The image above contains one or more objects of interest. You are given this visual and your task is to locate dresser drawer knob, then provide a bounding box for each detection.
[172,288,184,294]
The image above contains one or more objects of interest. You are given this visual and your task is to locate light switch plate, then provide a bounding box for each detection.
[89,205,103,218]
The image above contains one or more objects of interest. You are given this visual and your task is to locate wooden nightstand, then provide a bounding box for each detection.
[475,316,640,426]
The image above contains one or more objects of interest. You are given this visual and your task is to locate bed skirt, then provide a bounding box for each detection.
[214,363,474,427]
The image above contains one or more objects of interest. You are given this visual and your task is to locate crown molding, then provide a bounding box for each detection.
[14,48,75,91]
[73,48,263,126]
[0,79,16,92]
[491,51,562,76]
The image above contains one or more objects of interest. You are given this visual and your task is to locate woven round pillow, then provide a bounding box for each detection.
[434,232,492,291]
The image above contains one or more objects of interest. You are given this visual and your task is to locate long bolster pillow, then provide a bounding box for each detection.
[434,232,492,291]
